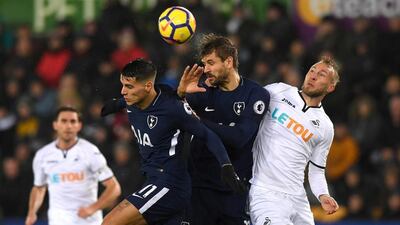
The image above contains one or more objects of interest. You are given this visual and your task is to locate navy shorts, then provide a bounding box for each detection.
[126,180,190,225]
[189,187,250,225]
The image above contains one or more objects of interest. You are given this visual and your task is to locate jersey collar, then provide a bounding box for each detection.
[298,90,322,113]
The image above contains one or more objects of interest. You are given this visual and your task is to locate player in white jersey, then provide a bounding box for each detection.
[25,106,121,225]
[250,57,340,225]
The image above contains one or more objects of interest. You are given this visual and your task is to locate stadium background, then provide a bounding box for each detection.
[0,0,399,224]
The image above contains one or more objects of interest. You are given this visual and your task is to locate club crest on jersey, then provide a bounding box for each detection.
[311,119,320,127]
[264,217,271,225]
[233,102,245,115]
[147,115,158,129]
[253,100,265,115]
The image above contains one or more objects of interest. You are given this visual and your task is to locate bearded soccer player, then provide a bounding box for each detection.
[177,34,270,225]
[249,56,340,225]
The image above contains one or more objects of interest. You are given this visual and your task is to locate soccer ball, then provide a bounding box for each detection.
[158,6,196,44]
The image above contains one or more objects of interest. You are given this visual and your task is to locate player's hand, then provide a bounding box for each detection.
[177,64,206,98]
[25,213,37,225]
[101,98,120,117]
[319,194,339,215]
[78,205,97,218]
[221,164,247,194]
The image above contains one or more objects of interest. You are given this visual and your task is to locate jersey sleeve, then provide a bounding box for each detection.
[89,147,114,181]
[309,123,334,168]
[202,88,270,149]
[185,92,203,112]
[308,122,334,199]
[174,100,231,166]
[33,151,46,186]
[117,97,127,108]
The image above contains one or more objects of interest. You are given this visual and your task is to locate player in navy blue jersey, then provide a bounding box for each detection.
[100,59,245,225]
[177,34,270,225]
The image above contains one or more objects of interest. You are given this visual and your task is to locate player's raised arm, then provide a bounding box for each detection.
[175,101,246,193]
[177,64,206,98]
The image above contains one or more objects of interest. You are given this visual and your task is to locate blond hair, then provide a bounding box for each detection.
[320,56,340,86]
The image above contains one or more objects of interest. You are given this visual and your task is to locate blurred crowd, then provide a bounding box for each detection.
[0,0,399,222]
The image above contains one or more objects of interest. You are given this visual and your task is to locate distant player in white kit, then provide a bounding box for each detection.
[25,106,121,225]
[250,57,340,225]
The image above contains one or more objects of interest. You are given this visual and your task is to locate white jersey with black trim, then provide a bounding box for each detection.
[33,138,113,223]
[250,82,334,195]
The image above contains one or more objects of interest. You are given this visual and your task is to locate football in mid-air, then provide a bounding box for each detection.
[158,6,196,45]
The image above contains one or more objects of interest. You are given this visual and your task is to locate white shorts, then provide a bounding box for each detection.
[48,208,102,225]
[249,185,314,225]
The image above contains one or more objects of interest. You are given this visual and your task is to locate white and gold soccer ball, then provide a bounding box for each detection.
[158,6,196,45]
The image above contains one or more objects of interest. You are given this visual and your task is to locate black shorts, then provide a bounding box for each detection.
[126,180,189,225]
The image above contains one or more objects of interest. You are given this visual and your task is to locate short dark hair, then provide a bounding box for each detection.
[198,33,239,70]
[121,58,157,82]
[54,106,82,122]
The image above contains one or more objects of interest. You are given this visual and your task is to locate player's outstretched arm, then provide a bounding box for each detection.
[177,102,245,193]
[177,64,206,98]
[319,194,339,214]
[78,177,121,218]
[101,98,126,117]
[25,186,47,225]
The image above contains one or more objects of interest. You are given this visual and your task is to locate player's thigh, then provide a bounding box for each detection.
[102,199,147,225]
[292,195,314,225]
[249,186,293,225]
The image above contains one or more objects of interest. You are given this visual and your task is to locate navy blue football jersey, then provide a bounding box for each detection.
[116,85,231,194]
[186,77,270,191]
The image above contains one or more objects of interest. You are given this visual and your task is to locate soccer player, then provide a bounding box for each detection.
[249,56,340,225]
[177,34,270,225]
[100,59,245,225]
[25,106,121,225]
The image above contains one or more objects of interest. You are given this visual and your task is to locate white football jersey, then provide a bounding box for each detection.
[251,83,334,195]
[33,138,114,224]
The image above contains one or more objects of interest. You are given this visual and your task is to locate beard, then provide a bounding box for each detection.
[302,84,326,98]
[206,71,228,87]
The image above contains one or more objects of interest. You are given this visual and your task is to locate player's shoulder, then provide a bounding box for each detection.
[157,84,180,100]
[243,78,270,97]
[322,112,334,129]
[155,88,191,116]
[243,77,262,88]
[35,141,56,157]
[264,82,296,94]
[317,108,334,130]
[77,138,101,153]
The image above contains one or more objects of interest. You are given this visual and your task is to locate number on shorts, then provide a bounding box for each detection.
[137,184,157,198]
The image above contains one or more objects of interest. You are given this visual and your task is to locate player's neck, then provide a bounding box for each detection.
[300,92,324,107]
[56,137,78,150]
[137,88,158,110]
[220,71,240,91]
